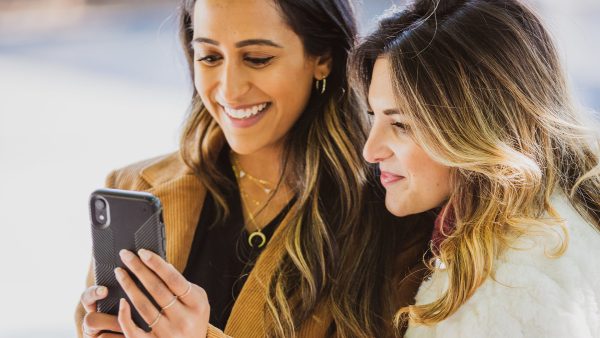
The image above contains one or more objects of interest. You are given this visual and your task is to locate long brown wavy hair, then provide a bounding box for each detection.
[175,0,399,336]
[352,0,600,327]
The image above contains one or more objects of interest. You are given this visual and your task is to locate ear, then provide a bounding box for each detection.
[313,51,333,79]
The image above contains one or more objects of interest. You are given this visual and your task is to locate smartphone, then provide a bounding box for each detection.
[89,188,166,332]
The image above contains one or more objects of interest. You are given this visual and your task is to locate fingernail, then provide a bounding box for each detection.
[96,286,107,296]
[138,249,151,261]
[120,249,135,262]
[114,267,125,280]
[119,298,127,311]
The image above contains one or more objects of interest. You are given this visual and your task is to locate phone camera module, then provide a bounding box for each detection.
[92,197,110,228]
[94,199,106,210]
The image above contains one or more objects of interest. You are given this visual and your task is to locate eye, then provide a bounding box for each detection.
[244,56,275,67]
[196,54,223,66]
[392,121,410,132]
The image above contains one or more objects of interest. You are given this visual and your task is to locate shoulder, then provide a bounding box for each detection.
[407,193,600,338]
[106,151,192,190]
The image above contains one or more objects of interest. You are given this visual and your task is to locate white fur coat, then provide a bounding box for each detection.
[405,193,600,338]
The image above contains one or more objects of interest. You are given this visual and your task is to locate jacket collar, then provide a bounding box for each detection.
[138,152,206,272]
[140,152,196,187]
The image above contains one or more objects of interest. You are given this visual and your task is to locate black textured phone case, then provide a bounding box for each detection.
[90,188,166,332]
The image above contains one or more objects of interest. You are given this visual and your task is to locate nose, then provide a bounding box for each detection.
[217,60,251,104]
[363,123,393,164]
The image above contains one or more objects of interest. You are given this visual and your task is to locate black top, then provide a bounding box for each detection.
[183,147,295,330]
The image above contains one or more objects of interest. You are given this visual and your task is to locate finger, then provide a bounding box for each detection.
[138,249,192,306]
[83,312,122,336]
[118,298,148,338]
[81,286,109,313]
[119,250,181,313]
[82,324,98,338]
[114,267,160,326]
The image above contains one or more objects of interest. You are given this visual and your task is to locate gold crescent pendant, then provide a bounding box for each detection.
[248,231,267,248]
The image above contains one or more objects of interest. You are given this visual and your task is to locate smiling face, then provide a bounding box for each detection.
[363,57,452,217]
[191,0,330,155]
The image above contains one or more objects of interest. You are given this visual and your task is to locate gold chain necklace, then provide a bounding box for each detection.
[231,153,275,248]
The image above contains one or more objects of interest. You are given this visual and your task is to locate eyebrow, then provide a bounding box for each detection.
[191,37,283,48]
[382,109,401,116]
[368,104,402,116]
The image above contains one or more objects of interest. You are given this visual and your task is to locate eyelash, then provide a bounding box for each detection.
[195,55,274,67]
[366,111,410,132]
[392,122,410,132]
[244,56,274,66]
[196,55,222,65]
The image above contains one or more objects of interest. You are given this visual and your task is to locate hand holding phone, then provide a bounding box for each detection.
[89,188,166,332]
[84,189,211,337]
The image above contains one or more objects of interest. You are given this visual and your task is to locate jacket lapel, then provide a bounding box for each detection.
[148,175,205,272]
[224,206,333,337]
[225,206,295,336]
[139,153,206,272]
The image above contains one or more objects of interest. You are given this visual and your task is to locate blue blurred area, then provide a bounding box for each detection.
[0,2,187,88]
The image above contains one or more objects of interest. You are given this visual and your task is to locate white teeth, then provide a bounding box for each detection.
[223,103,268,119]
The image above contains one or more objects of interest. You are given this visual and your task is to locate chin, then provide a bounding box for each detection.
[385,192,436,218]
[223,135,262,155]
[385,195,412,217]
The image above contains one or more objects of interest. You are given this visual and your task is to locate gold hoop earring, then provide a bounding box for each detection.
[315,77,327,94]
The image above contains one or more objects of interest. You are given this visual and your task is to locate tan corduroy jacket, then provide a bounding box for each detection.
[75,151,431,337]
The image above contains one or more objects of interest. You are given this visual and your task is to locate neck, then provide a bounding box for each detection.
[232,144,284,185]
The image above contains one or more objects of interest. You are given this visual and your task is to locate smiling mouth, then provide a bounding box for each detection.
[222,102,271,120]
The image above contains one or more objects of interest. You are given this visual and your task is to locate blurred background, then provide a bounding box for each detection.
[0,0,598,337]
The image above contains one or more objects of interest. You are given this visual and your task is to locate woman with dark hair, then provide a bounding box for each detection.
[351,0,600,336]
[75,0,434,337]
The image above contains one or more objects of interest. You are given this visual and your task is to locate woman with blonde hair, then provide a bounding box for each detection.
[75,0,435,337]
[349,0,600,336]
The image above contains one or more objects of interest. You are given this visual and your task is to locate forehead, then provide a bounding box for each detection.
[368,57,397,110]
[193,0,291,41]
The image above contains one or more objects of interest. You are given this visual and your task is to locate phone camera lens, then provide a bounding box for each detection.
[95,199,106,210]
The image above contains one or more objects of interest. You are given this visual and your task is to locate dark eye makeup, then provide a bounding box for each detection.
[244,56,274,65]
[196,55,222,64]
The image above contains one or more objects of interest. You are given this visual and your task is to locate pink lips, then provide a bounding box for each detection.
[380,171,405,188]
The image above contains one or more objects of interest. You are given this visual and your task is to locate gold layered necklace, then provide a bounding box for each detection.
[231,153,275,248]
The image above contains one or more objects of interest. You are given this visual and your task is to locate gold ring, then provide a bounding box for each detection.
[161,295,178,312]
[176,282,192,299]
[148,311,162,328]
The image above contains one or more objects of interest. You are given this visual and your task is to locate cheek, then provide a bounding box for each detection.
[403,144,451,204]
[268,66,313,122]
[193,65,206,92]
[193,68,221,120]
[193,69,210,101]
[277,64,313,96]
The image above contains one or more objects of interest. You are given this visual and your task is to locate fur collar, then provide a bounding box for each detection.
[406,192,600,338]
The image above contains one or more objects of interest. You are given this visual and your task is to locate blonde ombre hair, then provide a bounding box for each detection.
[352,0,600,327]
